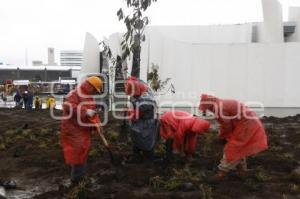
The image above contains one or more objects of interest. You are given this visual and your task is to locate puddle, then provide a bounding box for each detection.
[3,178,69,199]
[0,187,6,199]
[5,185,56,199]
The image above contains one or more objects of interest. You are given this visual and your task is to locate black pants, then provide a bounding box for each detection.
[165,138,174,162]
[71,162,87,184]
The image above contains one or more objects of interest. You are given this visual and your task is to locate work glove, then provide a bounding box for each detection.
[86,109,96,118]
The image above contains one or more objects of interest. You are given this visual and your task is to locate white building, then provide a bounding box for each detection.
[48,48,56,65]
[81,0,300,116]
[60,50,83,67]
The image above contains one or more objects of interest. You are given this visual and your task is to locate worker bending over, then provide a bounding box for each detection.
[160,111,211,162]
[199,94,268,181]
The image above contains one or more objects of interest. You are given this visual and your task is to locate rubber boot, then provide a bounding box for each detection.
[236,162,249,180]
[185,153,194,162]
[206,170,228,184]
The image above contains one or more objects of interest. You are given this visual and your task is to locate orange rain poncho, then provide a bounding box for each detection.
[199,94,268,162]
[125,76,149,120]
[125,76,148,97]
[160,111,211,154]
[60,81,100,165]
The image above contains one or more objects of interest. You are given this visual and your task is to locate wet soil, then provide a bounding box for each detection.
[0,108,300,199]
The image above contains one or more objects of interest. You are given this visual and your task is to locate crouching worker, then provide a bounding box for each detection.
[60,76,103,185]
[125,76,159,164]
[160,111,211,163]
[199,94,268,181]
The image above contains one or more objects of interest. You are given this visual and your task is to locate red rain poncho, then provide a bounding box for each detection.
[125,76,148,120]
[60,81,100,165]
[199,94,268,162]
[125,76,148,97]
[160,111,211,154]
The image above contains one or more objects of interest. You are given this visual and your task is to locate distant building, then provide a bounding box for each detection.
[48,48,56,65]
[32,60,43,66]
[0,65,80,82]
[60,50,83,67]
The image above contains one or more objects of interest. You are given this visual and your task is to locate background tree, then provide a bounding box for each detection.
[147,63,175,94]
[117,0,157,79]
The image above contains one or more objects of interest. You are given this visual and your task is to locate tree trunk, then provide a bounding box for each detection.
[131,46,141,78]
[131,35,141,78]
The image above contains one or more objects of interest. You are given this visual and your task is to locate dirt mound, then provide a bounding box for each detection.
[0,108,300,198]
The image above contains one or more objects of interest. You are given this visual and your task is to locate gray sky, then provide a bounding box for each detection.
[0,0,299,65]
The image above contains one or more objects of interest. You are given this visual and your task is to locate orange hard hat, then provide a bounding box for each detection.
[86,76,103,93]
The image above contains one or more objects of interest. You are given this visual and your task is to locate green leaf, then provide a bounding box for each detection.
[143,17,149,25]
[127,0,132,7]
[130,29,134,44]
[125,32,131,42]
[117,8,124,21]
[108,49,112,59]
[121,43,127,50]
[122,47,131,60]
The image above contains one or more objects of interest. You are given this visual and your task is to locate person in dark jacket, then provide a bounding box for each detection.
[14,90,22,108]
[125,76,159,164]
[22,91,29,109]
[27,91,33,110]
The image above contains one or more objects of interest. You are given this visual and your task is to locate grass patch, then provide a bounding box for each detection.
[255,167,272,182]
[65,181,87,199]
[199,184,213,199]
[0,142,6,151]
[149,165,205,192]
[289,183,300,193]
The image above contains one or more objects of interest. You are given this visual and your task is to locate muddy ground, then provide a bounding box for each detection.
[0,108,300,199]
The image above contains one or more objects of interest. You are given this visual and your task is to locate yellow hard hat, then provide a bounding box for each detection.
[86,76,103,93]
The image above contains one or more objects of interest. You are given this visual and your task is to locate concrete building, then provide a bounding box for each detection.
[48,48,56,65]
[0,65,80,83]
[99,0,300,116]
[60,50,83,67]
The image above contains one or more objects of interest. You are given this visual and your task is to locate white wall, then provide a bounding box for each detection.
[258,0,284,43]
[141,30,300,108]
[80,32,100,82]
[288,7,300,42]
[147,24,253,44]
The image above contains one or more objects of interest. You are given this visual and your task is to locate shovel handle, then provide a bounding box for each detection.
[99,131,109,147]
[95,125,109,148]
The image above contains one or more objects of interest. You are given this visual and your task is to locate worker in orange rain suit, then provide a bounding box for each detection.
[60,76,103,185]
[160,111,211,162]
[199,94,268,180]
[124,76,159,163]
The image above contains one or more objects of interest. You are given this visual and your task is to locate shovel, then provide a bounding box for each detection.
[90,116,114,164]
[95,125,114,164]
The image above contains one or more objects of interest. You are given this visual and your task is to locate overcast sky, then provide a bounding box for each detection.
[1,0,300,65]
